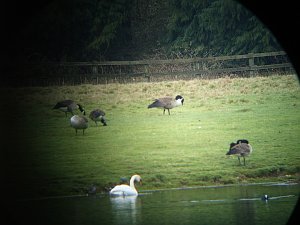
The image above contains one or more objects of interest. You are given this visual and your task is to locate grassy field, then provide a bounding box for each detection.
[1,74,300,198]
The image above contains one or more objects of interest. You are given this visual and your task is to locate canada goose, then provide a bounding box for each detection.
[226,139,252,165]
[89,109,107,126]
[70,115,88,135]
[148,95,184,115]
[53,99,85,117]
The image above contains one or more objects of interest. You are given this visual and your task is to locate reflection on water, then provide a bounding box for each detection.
[110,196,140,225]
[9,182,299,225]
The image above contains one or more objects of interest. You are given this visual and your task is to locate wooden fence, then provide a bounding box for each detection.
[4,51,295,86]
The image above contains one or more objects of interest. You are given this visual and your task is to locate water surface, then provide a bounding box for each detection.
[8,182,299,225]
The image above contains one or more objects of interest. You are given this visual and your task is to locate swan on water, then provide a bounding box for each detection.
[109,174,142,196]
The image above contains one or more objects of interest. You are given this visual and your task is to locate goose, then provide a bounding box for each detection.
[89,109,107,126]
[70,115,88,135]
[109,174,142,196]
[226,139,253,165]
[148,95,184,115]
[53,100,85,117]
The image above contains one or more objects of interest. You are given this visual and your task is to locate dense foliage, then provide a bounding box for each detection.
[166,0,280,57]
[16,0,281,61]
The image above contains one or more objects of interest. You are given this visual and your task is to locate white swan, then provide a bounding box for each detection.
[109,174,142,196]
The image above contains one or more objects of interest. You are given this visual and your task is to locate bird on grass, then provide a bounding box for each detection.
[148,95,184,115]
[53,99,85,117]
[70,115,88,135]
[226,139,253,166]
[89,109,107,126]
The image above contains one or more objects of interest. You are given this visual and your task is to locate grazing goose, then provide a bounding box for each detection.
[226,139,253,165]
[109,174,142,196]
[89,109,107,126]
[148,95,184,115]
[53,99,85,117]
[70,115,88,135]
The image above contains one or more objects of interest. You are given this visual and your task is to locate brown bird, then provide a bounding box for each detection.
[148,95,184,115]
[53,100,85,117]
[70,115,88,135]
[226,139,253,166]
[89,109,107,126]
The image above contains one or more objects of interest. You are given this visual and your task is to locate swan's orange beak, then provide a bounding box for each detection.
[139,180,142,185]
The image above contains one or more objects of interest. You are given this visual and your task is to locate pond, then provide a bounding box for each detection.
[8,182,299,225]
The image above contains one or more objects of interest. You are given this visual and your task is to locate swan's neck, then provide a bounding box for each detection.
[129,175,138,189]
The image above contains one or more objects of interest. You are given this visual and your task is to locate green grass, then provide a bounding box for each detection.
[1,74,300,198]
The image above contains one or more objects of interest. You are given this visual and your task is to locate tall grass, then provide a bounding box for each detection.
[1,74,299,198]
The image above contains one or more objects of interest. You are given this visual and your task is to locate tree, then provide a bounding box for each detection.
[165,0,281,57]
[14,0,281,61]
[19,0,130,61]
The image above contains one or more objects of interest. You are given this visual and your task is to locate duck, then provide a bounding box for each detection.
[70,115,88,135]
[262,194,269,201]
[53,99,85,117]
[86,185,97,196]
[226,139,253,165]
[89,109,107,126]
[109,174,142,196]
[148,95,184,115]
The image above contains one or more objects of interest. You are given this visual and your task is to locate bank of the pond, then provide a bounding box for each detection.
[14,181,300,201]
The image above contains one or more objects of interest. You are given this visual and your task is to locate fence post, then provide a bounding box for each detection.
[248,53,255,75]
[92,65,98,74]
[145,65,151,82]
